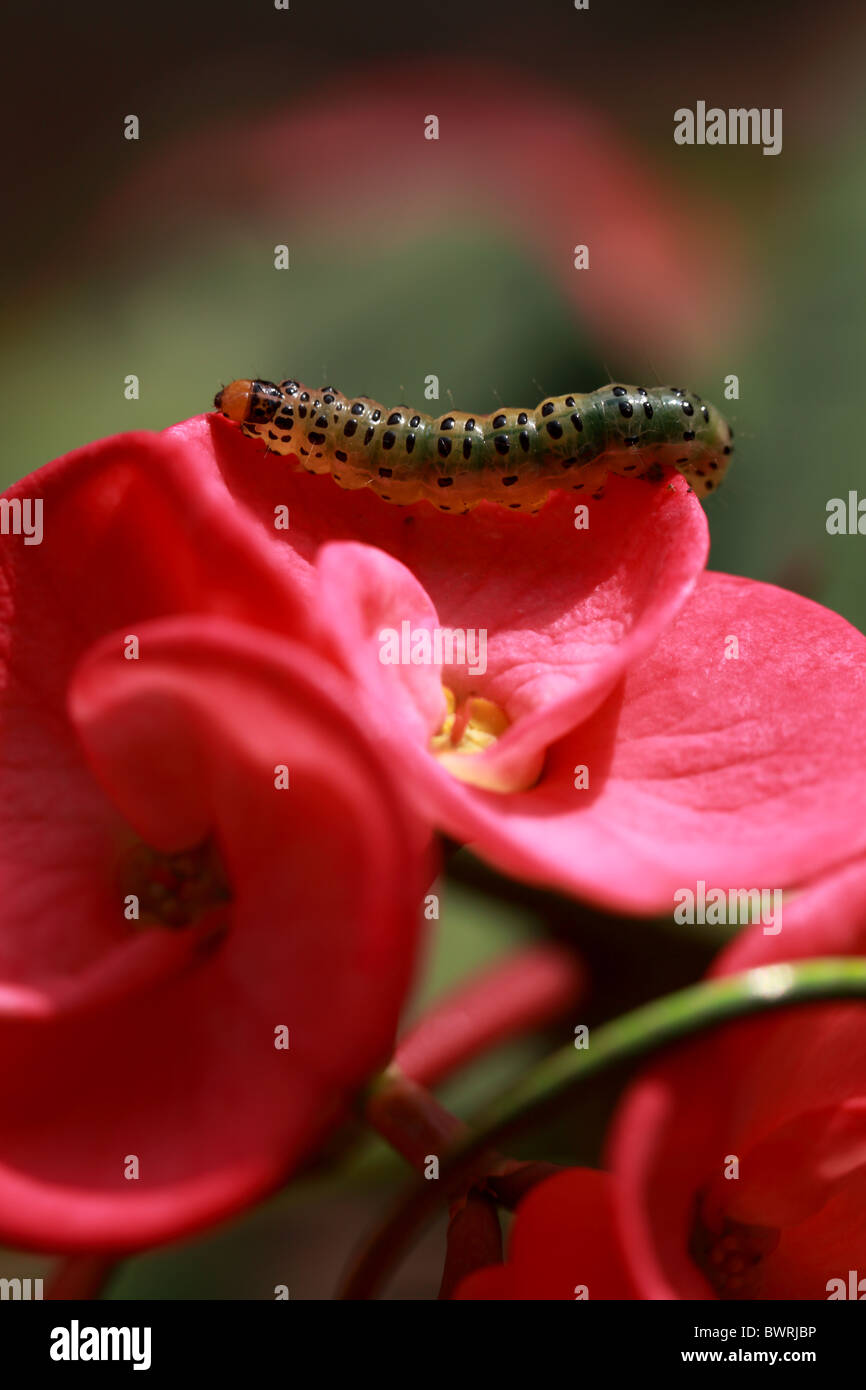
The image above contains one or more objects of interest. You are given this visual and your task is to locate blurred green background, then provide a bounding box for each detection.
[1,0,864,1297]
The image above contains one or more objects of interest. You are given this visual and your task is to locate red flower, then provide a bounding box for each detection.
[189,414,866,912]
[454,1169,639,1300]
[609,881,866,1299]
[454,861,866,1302]
[0,433,430,1251]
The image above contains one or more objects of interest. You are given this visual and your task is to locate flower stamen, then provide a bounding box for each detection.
[430,686,510,757]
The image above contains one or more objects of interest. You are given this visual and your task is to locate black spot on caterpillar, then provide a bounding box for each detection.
[213,378,734,512]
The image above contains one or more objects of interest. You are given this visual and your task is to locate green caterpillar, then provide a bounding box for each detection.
[214,378,734,512]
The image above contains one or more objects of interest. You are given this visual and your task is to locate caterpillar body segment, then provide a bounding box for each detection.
[213,378,734,512]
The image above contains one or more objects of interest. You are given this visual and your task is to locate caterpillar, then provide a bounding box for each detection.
[213,378,734,512]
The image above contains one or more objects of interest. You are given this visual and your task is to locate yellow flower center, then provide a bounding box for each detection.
[430,686,544,793]
[429,686,510,756]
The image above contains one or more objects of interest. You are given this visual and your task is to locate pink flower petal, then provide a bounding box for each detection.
[0,429,308,991]
[435,571,866,909]
[0,616,429,1251]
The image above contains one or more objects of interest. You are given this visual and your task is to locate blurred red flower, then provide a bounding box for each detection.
[454,1168,638,1300]
[455,863,866,1301]
[0,433,430,1251]
[98,61,747,366]
[609,885,866,1299]
[192,413,866,913]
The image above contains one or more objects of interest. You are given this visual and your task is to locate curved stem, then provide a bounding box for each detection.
[339,956,866,1299]
[363,1065,469,1179]
[438,1190,503,1300]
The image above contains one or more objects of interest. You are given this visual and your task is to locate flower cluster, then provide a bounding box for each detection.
[2,412,865,1296]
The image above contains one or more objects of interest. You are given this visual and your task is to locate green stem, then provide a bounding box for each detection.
[338,956,866,1299]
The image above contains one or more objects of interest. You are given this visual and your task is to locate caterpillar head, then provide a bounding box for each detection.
[214,379,282,425]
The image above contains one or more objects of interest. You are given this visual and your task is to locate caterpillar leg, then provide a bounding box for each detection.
[565,462,608,499]
[606,448,666,490]
[636,460,667,484]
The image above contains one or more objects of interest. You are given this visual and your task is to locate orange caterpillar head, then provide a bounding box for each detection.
[214,379,282,425]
